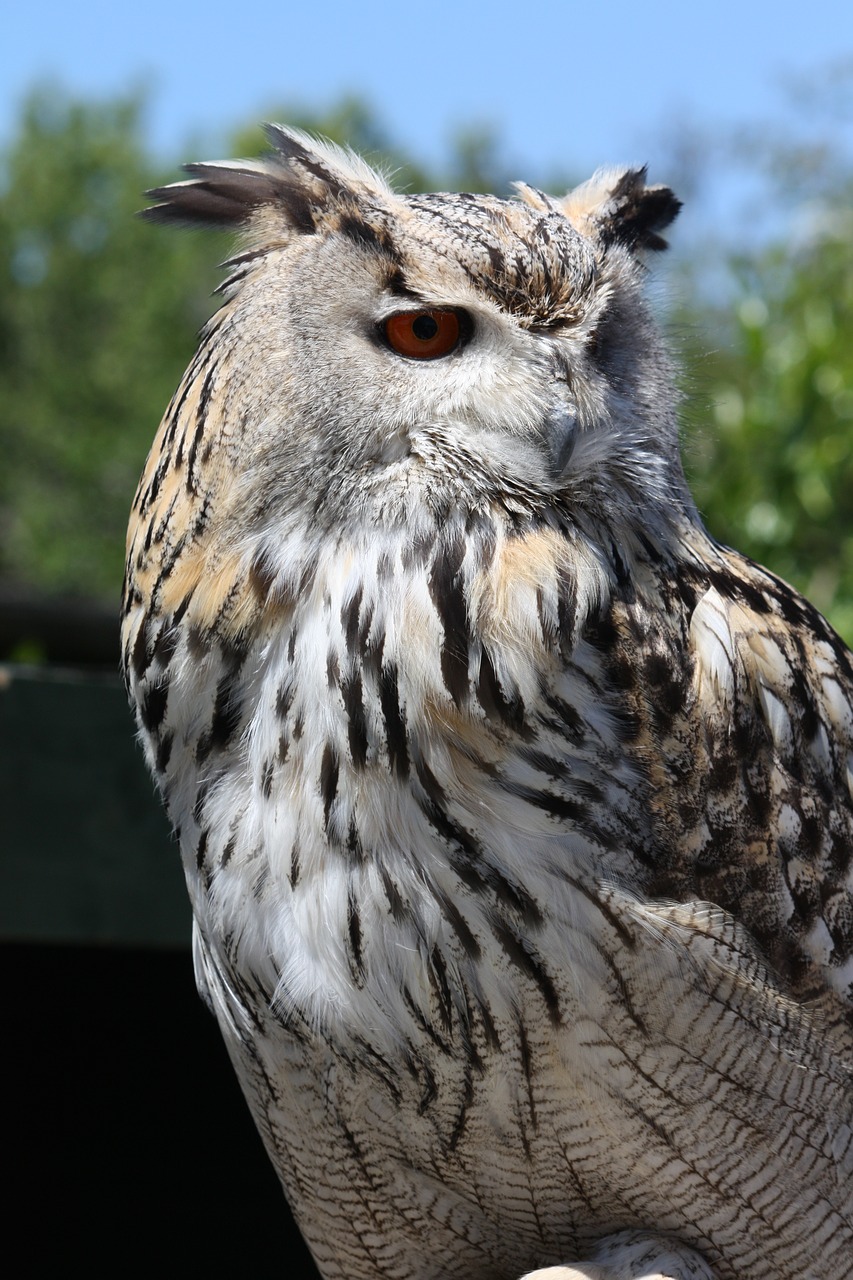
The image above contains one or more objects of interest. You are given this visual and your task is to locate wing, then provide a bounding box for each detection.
[626,537,853,1024]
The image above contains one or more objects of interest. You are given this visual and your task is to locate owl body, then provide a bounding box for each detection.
[123,130,853,1279]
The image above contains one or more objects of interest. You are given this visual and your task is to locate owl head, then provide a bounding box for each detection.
[141,127,686,541]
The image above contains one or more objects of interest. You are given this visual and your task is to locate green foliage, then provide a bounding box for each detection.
[0,86,224,599]
[684,208,853,642]
[0,83,851,647]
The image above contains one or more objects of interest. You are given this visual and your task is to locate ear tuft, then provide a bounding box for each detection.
[141,161,309,230]
[140,126,391,233]
[560,167,682,252]
[513,182,563,214]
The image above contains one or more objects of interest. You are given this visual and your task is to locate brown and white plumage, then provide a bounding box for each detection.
[122,128,853,1279]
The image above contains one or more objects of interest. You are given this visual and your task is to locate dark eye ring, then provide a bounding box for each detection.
[383,309,468,360]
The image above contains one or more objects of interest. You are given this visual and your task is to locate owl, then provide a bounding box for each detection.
[122,127,853,1280]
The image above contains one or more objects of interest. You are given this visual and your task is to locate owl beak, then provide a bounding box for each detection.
[544,404,578,481]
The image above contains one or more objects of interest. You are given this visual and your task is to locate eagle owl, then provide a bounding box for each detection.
[122,128,853,1280]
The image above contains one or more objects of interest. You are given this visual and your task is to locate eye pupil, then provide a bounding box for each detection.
[412,314,439,341]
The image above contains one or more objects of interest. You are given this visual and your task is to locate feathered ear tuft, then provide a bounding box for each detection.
[141,162,310,230]
[140,126,391,232]
[559,167,682,252]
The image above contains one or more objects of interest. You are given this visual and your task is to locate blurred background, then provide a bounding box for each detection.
[2,0,852,1272]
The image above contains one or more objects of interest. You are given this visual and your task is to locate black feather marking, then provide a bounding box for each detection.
[518,1021,535,1110]
[249,549,277,604]
[359,604,380,667]
[566,873,638,952]
[338,212,399,261]
[335,1114,373,1181]
[195,828,209,872]
[192,778,212,825]
[263,125,349,200]
[275,679,294,720]
[379,663,409,778]
[341,585,363,653]
[414,755,540,929]
[501,779,588,827]
[489,914,561,1023]
[150,622,180,668]
[434,888,482,963]
[487,243,506,276]
[252,865,269,907]
[428,533,469,706]
[186,364,218,490]
[132,616,152,680]
[221,830,237,868]
[540,690,585,745]
[342,671,368,768]
[467,509,497,569]
[260,758,274,800]
[347,888,365,984]
[380,867,407,923]
[448,1068,475,1152]
[429,948,454,1035]
[345,820,365,865]
[415,758,479,857]
[477,646,526,731]
[140,679,168,732]
[401,984,453,1055]
[450,848,544,932]
[209,671,243,749]
[151,493,179,547]
[556,566,579,655]
[320,743,339,826]
[345,1035,402,1102]
[592,937,648,1036]
[416,1061,438,1115]
[155,731,173,775]
[705,564,774,616]
[384,266,420,299]
[598,168,682,253]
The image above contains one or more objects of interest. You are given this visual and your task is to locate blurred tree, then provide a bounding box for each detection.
[680,69,853,642]
[684,219,853,641]
[0,86,224,600]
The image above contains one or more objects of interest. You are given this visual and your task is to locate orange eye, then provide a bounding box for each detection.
[384,309,461,359]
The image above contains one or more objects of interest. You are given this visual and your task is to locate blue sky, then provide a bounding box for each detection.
[4,0,852,225]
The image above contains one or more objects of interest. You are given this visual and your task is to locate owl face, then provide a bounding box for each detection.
[140,128,685,560]
[234,194,596,515]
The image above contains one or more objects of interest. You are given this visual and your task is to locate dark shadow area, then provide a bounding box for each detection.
[7,942,321,1276]
[0,585,120,669]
